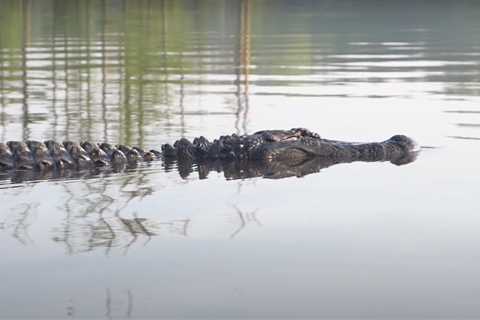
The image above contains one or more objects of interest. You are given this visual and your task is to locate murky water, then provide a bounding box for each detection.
[1,0,480,318]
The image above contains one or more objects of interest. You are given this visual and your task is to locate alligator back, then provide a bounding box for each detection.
[0,141,160,171]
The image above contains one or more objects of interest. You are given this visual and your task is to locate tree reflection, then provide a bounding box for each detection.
[0,0,259,143]
[48,173,162,255]
[2,203,36,245]
[235,0,251,135]
[1,0,478,144]
[229,204,260,239]
[63,288,135,318]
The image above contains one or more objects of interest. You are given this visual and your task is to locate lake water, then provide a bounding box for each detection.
[1,0,480,318]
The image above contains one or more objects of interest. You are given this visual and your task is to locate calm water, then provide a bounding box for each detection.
[1,0,480,318]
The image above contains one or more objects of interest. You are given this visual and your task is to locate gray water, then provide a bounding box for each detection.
[1,0,480,318]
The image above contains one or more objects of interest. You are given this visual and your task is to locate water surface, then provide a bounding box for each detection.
[1,0,480,318]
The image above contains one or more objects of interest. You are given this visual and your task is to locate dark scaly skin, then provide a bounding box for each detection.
[110,150,128,167]
[99,143,128,167]
[163,129,316,161]
[98,143,116,158]
[0,129,418,183]
[249,134,416,165]
[7,141,35,169]
[132,147,156,162]
[63,141,92,169]
[161,143,177,158]
[26,141,55,170]
[45,140,75,169]
[0,143,14,170]
[0,140,160,173]
[161,128,416,165]
[117,145,142,164]
[81,141,110,167]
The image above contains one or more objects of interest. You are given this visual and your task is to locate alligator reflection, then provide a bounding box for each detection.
[0,142,418,185]
[172,149,418,181]
[65,288,135,319]
[0,145,418,184]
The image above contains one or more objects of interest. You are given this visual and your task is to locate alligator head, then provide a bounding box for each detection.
[252,134,418,166]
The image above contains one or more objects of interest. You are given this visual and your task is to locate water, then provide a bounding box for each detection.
[1,0,480,318]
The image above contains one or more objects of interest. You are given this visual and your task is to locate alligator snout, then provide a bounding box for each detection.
[388,135,417,152]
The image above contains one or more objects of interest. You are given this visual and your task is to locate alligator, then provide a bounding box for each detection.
[0,128,418,182]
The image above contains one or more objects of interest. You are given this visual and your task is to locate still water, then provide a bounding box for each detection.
[1,0,480,318]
